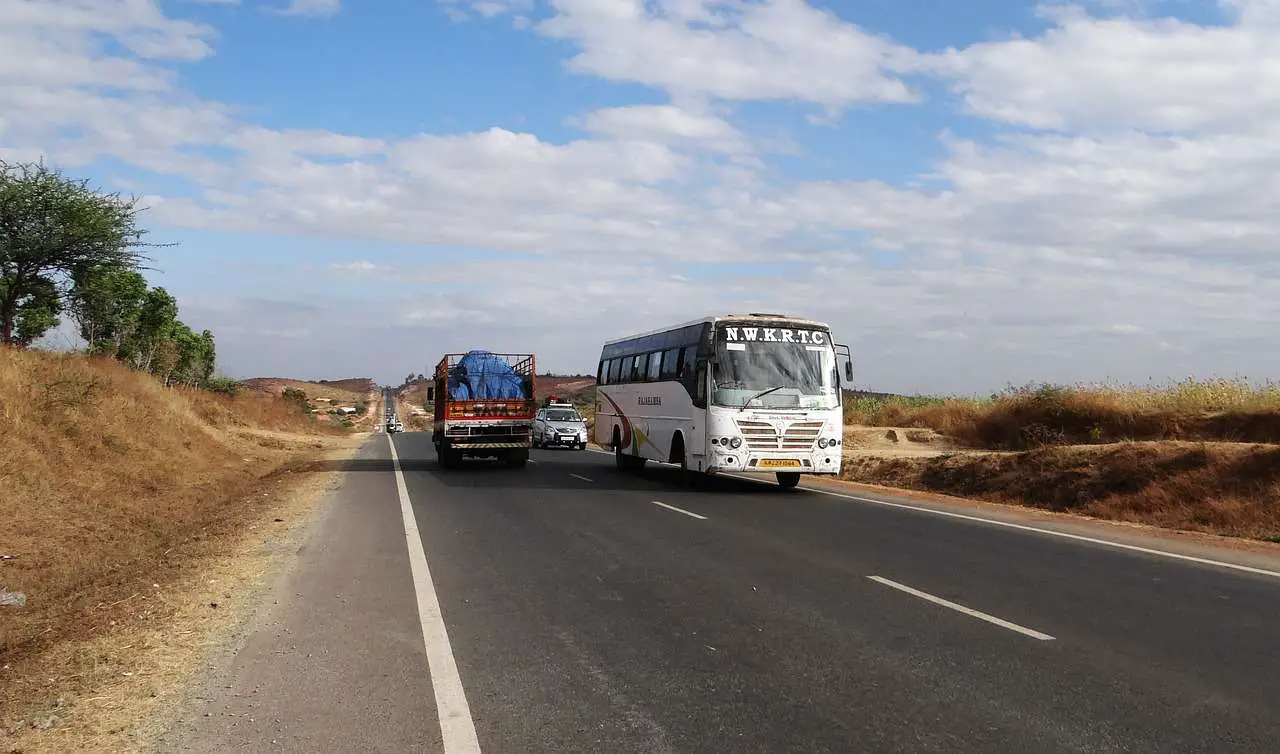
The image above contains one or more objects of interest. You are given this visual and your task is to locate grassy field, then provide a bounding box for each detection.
[841,379,1280,542]
[844,379,1280,448]
[0,350,352,722]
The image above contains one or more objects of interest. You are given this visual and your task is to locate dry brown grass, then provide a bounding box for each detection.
[0,349,350,729]
[842,442,1280,541]
[847,379,1280,449]
[0,437,361,753]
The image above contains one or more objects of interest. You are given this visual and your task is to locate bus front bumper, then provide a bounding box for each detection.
[704,449,842,475]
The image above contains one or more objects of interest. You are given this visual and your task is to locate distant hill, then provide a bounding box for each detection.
[537,376,596,407]
[240,377,376,404]
[312,377,379,394]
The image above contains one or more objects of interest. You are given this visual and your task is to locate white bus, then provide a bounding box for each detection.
[594,313,853,488]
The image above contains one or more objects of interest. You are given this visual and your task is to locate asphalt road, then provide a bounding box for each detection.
[160,431,1280,753]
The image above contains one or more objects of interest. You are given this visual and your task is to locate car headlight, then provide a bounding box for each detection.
[729,437,742,449]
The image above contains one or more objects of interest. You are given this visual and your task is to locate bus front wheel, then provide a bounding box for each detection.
[776,472,800,489]
[672,436,701,488]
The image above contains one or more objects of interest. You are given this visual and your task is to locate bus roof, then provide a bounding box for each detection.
[601,313,832,347]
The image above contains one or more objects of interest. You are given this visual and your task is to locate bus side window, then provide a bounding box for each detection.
[632,353,647,382]
[608,358,622,384]
[597,360,608,386]
[647,351,662,381]
[660,348,680,379]
[678,347,693,378]
[620,356,635,383]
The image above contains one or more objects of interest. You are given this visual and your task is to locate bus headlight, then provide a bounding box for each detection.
[729,437,742,449]
[818,438,829,449]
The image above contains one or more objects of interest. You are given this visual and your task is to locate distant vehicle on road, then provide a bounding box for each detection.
[533,402,588,450]
[386,416,403,433]
[594,313,852,488]
[431,350,536,469]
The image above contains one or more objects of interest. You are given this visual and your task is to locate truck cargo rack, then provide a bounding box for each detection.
[433,352,536,422]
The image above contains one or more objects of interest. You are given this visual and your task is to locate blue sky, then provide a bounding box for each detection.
[5,0,1279,394]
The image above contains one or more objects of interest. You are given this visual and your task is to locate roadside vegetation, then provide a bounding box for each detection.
[840,380,1280,542]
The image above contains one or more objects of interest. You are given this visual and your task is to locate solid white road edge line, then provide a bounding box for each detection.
[586,446,1280,579]
[795,482,1280,581]
[570,473,594,483]
[652,500,708,520]
[388,435,482,754]
[868,576,1056,642]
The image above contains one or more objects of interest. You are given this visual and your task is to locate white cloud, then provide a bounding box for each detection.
[442,0,533,21]
[4,0,1280,390]
[273,0,341,18]
[578,104,750,154]
[928,1,1280,133]
[535,0,922,110]
[329,260,389,276]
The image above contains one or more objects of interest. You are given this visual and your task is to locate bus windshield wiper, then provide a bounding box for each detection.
[738,385,786,412]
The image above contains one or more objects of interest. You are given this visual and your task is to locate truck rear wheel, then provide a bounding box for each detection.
[438,440,461,469]
[506,448,529,468]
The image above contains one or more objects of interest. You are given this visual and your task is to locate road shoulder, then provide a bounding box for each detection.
[153,434,440,754]
[1,434,367,754]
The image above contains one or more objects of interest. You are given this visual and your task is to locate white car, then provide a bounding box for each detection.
[533,404,588,450]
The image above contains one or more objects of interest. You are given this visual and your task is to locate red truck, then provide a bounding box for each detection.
[431,350,536,469]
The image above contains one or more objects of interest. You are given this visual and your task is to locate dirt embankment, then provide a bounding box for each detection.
[0,349,364,751]
[840,437,1280,542]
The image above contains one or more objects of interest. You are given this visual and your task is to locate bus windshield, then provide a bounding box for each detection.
[711,325,840,410]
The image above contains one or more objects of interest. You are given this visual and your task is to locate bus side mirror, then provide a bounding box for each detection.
[844,360,853,382]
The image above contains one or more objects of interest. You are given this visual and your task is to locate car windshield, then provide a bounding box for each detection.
[711,325,840,410]
[546,410,581,422]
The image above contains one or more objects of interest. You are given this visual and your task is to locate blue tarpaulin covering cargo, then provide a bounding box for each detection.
[447,350,528,400]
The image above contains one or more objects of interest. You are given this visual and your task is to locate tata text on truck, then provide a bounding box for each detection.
[431,350,536,469]
[593,313,852,489]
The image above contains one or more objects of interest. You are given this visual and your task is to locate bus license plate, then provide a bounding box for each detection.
[759,459,802,469]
